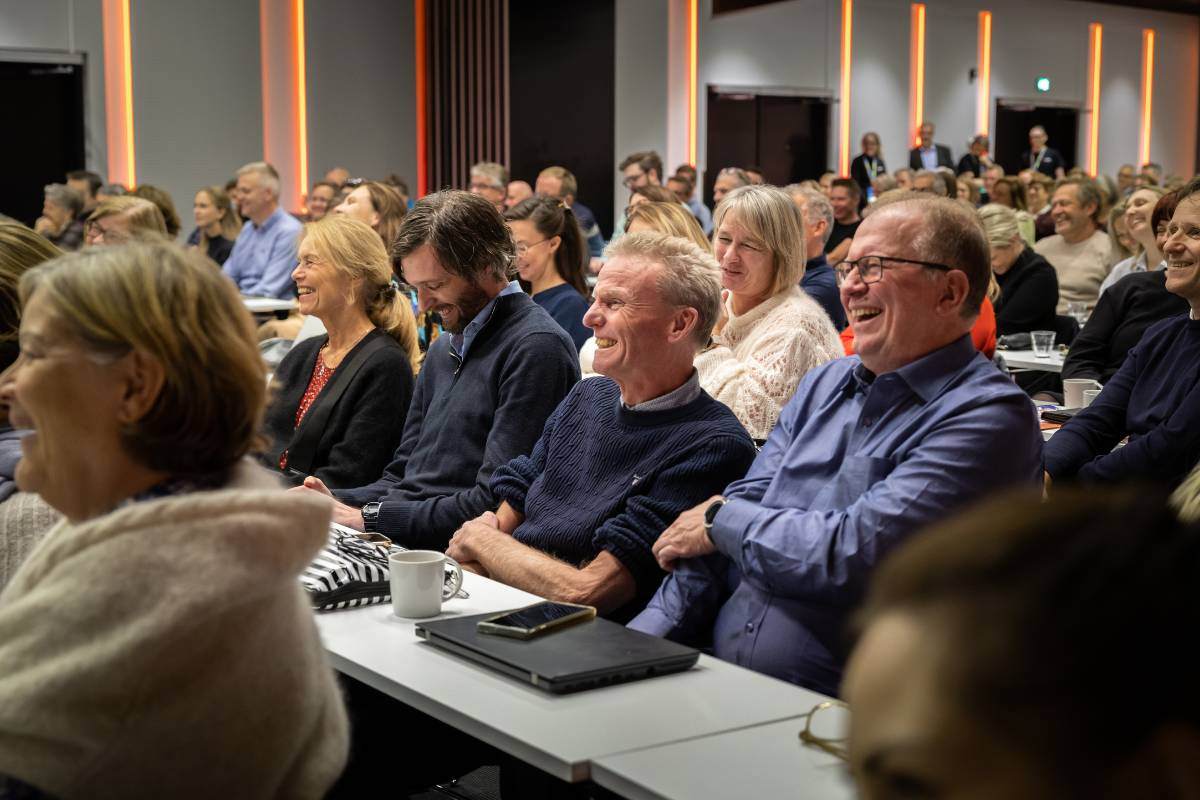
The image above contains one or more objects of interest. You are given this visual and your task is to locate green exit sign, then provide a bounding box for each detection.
[1036,76,1051,92]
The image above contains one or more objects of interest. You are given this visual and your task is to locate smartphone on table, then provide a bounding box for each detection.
[476,601,596,640]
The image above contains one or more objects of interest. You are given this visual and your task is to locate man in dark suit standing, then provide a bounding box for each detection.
[908,121,954,171]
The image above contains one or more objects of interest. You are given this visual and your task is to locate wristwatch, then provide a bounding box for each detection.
[703,497,726,543]
[361,502,382,532]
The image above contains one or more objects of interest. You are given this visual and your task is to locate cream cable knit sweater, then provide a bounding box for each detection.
[0,460,348,799]
[695,287,843,439]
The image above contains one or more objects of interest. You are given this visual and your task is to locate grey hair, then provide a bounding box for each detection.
[603,231,722,350]
[914,169,949,197]
[717,167,752,188]
[43,183,84,216]
[1056,177,1104,223]
[784,184,834,245]
[470,161,509,189]
[236,161,281,198]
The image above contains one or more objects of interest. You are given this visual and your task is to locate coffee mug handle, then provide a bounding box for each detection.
[441,556,464,601]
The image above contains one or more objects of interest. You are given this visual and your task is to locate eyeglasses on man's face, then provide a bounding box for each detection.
[622,171,646,188]
[834,255,955,285]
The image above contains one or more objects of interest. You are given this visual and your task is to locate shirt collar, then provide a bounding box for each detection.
[622,370,702,411]
[843,334,978,403]
[253,206,285,231]
[449,280,522,361]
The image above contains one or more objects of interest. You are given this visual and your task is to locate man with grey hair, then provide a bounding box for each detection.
[632,194,1043,696]
[786,185,845,329]
[469,161,509,212]
[446,231,756,620]
[35,184,85,250]
[912,169,949,198]
[222,161,302,299]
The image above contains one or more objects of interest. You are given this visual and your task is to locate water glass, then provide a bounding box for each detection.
[1031,330,1055,358]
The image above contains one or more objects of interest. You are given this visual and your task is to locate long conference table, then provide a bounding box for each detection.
[315,567,853,798]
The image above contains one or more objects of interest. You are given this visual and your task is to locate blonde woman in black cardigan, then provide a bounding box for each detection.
[263,215,419,488]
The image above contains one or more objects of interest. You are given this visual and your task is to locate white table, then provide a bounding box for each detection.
[243,296,298,315]
[1001,348,1064,373]
[316,571,827,783]
[592,717,855,800]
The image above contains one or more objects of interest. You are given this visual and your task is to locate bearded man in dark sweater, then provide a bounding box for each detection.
[446,232,757,621]
[293,190,579,548]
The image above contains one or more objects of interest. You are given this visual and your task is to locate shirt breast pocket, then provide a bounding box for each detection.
[813,455,898,509]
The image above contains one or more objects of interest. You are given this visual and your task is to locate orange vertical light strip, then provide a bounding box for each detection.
[686,0,698,166]
[976,11,992,140]
[101,0,135,186]
[838,0,853,177]
[259,0,272,163]
[1139,28,1155,168]
[1087,23,1103,176]
[909,4,926,147]
[415,0,428,197]
[294,0,308,197]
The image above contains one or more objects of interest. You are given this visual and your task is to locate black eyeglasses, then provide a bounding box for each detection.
[834,255,955,285]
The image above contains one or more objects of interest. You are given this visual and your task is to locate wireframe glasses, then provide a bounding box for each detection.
[798,700,850,761]
[834,255,954,285]
[515,238,550,256]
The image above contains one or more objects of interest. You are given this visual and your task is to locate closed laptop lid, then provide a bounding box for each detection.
[416,610,698,685]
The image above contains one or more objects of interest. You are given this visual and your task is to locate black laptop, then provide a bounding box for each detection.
[414,611,700,694]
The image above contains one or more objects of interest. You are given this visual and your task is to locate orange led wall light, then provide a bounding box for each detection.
[1086,23,1103,176]
[102,0,135,187]
[1139,28,1155,168]
[976,11,992,141]
[839,0,853,177]
[909,3,926,147]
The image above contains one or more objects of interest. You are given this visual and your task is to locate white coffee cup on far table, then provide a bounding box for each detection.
[1062,378,1103,408]
[389,550,464,618]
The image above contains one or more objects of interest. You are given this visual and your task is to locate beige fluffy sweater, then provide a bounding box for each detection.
[695,286,843,440]
[0,460,348,798]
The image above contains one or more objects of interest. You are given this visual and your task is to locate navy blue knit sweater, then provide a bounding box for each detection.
[490,377,757,619]
[1045,313,1200,484]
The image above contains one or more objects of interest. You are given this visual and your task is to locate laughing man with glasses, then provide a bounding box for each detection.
[631,193,1043,697]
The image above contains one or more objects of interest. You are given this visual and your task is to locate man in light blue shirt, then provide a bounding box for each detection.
[631,194,1044,697]
[222,161,303,299]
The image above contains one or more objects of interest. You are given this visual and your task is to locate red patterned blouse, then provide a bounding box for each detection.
[279,350,336,470]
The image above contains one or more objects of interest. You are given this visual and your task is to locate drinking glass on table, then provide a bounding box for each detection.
[1031,330,1056,359]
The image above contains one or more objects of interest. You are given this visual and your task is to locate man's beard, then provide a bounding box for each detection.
[440,281,494,334]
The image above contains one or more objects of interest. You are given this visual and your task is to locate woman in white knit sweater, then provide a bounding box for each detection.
[0,243,347,798]
[697,184,843,440]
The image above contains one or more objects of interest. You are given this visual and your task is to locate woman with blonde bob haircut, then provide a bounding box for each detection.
[697,184,842,439]
[262,214,418,488]
[0,242,348,797]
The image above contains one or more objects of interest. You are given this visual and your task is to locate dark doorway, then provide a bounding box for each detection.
[509,0,614,237]
[993,101,1079,176]
[0,58,86,227]
[704,89,829,206]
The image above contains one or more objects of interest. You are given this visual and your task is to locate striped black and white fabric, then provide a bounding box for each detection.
[301,525,398,611]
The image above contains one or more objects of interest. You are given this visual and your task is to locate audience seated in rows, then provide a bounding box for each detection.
[980,203,1059,336]
[696,184,842,440]
[223,161,303,300]
[294,190,579,550]
[131,184,181,239]
[785,184,847,329]
[0,224,61,589]
[0,242,347,797]
[1045,178,1200,486]
[85,196,167,245]
[535,166,606,257]
[1100,185,1167,295]
[845,487,1200,798]
[631,193,1043,696]
[504,196,592,350]
[263,215,419,488]
[1062,191,1187,385]
[186,184,241,265]
[1034,177,1113,314]
[446,232,756,621]
[34,184,84,251]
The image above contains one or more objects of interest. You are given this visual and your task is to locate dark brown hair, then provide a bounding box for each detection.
[504,196,589,298]
[392,190,514,284]
[131,184,182,238]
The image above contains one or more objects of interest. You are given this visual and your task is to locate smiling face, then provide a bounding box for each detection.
[840,208,962,374]
[193,191,220,228]
[334,185,380,230]
[1124,189,1160,245]
[6,292,130,518]
[583,256,679,386]
[1050,184,1095,240]
[508,218,559,286]
[292,236,358,321]
[235,172,275,223]
[1162,197,1200,308]
[714,211,775,304]
[400,243,493,334]
[830,186,858,222]
[713,174,740,205]
[307,184,335,221]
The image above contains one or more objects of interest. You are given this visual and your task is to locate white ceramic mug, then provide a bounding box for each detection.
[1082,388,1102,407]
[389,550,464,618]
[1063,378,1103,408]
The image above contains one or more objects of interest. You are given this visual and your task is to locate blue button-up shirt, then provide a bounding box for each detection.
[222,207,303,299]
[919,146,939,171]
[630,335,1043,696]
[449,280,523,363]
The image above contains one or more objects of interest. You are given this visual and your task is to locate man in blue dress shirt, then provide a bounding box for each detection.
[630,193,1044,697]
[222,161,303,299]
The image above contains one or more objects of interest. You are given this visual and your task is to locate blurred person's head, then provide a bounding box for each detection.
[0,223,62,372]
[629,184,678,209]
[785,185,833,260]
[193,186,241,242]
[234,162,281,224]
[324,167,351,187]
[334,181,407,251]
[917,121,935,148]
[845,487,1200,800]
[1107,201,1135,263]
[468,162,509,211]
[1117,164,1137,194]
[1152,191,1181,255]
[306,181,338,221]
[624,201,710,251]
[505,195,589,298]
[1026,174,1054,212]
[713,167,751,207]
[42,184,83,231]
[96,183,127,201]
[535,167,579,204]
[893,168,914,190]
[982,164,1005,197]
[666,175,694,204]
[956,175,977,203]
[978,203,1025,276]
[505,180,533,210]
[1123,186,1167,256]
[619,151,663,191]
[817,171,836,197]
[912,170,948,197]
[65,170,103,212]
[860,132,881,158]
[85,197,167,246]
[829,178,862,222]
[968,134,989,157]
[744,165,765,185]
[131,184,181,239]
[1028,124,1049,151]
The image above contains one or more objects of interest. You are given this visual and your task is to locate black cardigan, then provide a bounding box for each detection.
[262,328,415,489]
[994,247,1059,336]
[1061,270,1190,384]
